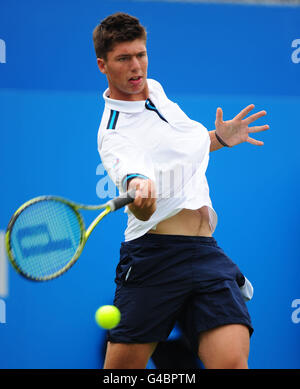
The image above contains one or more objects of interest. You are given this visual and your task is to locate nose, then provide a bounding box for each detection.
[130,55,141,72]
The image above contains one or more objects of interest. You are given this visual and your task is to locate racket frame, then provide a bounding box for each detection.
[5,196,111,281]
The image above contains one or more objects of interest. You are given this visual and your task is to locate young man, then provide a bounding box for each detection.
[93,12,269,369]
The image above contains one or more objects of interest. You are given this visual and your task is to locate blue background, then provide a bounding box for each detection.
[0,0,300,369]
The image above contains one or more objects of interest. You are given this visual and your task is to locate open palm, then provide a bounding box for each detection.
[215,104,269,147]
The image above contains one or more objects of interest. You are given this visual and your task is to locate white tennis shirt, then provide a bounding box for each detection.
[97,79,218,241]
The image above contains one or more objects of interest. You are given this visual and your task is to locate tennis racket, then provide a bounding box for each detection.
[5,190,136,281]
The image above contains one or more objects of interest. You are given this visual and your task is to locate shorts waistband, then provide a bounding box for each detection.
[123,233,217,247]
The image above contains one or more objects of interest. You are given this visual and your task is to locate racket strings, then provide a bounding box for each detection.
[9,200,82,279]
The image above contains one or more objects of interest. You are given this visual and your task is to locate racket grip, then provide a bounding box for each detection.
[108,189,136,212]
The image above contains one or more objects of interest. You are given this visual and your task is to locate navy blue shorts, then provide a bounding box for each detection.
[107,234,253,352]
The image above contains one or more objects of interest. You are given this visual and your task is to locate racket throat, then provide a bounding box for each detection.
[85,207,111,240]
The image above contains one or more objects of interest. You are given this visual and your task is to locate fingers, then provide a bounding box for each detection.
[248,124,269,133]
[246,136,264,146]
[128,178,156,220]
[215,104,269,147]
[132,180,155,205]
[234,104,255,120]
[245,110,267,125]
[215,107,223,124]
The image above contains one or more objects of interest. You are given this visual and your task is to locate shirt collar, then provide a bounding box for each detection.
[103,88,146,113]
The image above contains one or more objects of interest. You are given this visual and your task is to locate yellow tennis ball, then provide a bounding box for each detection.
[95,305,121,329]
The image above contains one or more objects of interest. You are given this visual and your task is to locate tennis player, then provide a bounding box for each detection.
[93,13,269,369]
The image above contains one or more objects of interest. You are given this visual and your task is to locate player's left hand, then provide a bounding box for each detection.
[215,104,269,147]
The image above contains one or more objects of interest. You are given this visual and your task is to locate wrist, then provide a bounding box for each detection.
[122,174,149,191]
[215,131,230,148]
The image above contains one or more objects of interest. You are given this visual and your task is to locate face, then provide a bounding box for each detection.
[97,39,148,101]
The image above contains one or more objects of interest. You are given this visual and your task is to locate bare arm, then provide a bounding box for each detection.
[209,130,224,152]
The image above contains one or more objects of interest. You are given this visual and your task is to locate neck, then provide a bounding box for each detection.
[109,82,149,101]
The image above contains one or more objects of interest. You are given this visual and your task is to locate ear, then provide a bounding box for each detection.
[97,58,106,74]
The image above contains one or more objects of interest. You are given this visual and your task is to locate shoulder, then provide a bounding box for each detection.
[148,79,168,98]
[97,107,120,149]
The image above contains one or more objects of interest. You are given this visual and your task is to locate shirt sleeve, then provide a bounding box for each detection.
[98,130,156,193]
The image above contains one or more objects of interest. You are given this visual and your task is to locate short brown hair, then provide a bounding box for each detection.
[93,12,147,60]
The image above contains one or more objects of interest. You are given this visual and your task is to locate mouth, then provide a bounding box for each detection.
[129,76,143,86]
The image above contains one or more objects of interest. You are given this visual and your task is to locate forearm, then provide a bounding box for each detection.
[209,130,224,152]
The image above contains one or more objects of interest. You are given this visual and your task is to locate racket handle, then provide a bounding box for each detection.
[107,189,136,212]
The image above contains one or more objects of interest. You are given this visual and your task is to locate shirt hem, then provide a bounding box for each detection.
[124,204,218,242]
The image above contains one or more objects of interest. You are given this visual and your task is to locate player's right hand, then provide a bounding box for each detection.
[128,178,156,221]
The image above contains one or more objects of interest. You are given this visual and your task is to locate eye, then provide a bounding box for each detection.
[118,56,129,62]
